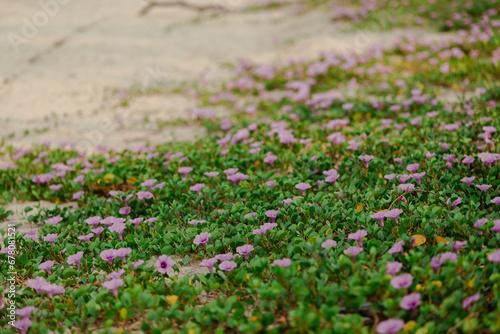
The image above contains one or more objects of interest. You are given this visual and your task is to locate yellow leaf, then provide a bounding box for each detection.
[378,173,383,179]
[432,280,442,289]
[404,320,417,332]
[245,274,250,281]
[287,165,293,173]
[126,176,137,184]
[356,205,363,213]
[249,316,258,322]
[468,278,475,288]
[188,329,195,334]
[413,234,426,246]
[321,143,327,150]
[254,160,261,167]
[119,308,127,320]
[103,173,115,182]
[436,236,448,244]
[115,329,124,334]
[166,295,179,305]
[415,284,423,291]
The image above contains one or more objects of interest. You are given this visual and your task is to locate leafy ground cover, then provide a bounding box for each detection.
[1,1,500,333]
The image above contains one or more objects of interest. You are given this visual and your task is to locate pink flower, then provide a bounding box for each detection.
[204,171,220,178]
[263,155,278,166]
[188,219,206,227]
[78,233,94,243]
[132,259,144,271]
[376,319,405,334]
[385,261,402,276]
[100,249,117,264]
[370,211,386,227]
[190,183,205,196]
[141,179,157,191]
[388,240,405,255]
[67,251,84,268]
[115,248,132,263]
[72,190,84,200]
[475,184,492,192]
[491,197,500,205]
[348,230,367,246]
[91,227,104,238]
[487,249,500,263]
[386,209,403,224]
[358,155,374,168]
[236,244,254,260]
[400,292,421,310]
[102,278,124,297]
[272,258,292,268]
[178,166,193,181]
[200,258,218,273]
[321,239,337,249]
[219,260,237,272]
[451,197,462,209]
[38,260,55,274]
[344,246,363,261]
[265,210,280,223]
[15,318,33,334]
[43,234,58,246]
[295,182,311,196]
[45,216,63,226]
[109,221,127,240]
[461,176,475,186]
[406,163,419,173]
[411,172,426,185]
[137,191,153,200]
[194,232,211,247]
[155,255,175,274]
[390,273,413,289]
[462,293,480,310]
[85,216,101,227]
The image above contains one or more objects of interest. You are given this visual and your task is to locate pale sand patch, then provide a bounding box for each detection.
[0,200,78,243]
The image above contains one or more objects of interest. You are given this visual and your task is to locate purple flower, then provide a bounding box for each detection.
[453,240,468,254]
[264,154,278,166]
[370,211,387,227]
[425,152,435,160]
[215,253,235,261]
[348,230,367,246]
[109,221,127,240]
[132,259,145,271]
[49,184,63,191]
[16,305,36,318]
[45,216,63,226]
[115,248,132,263]
[295,182,311,196]
[200,258,218,273]
[399,292,421,310]
[411,172,426,185]
[430,252,457,273]
[67,251,84,268]
[487,249,500,263]
[236,244,254,260]
[224,168,239,176]
[141,179,157,191]
[462,155,475,168]
[137,191,154,200]
[272,258,292,268]
[219,260,237,272]
[390,273,413,289]
[15,318,33,334]
[265,210,280,223]
[102,278,124,297]
[462,293,480,310]
[91,227,104,238]
[72,190,84,200]
[78,233,94,243]
[406,163,419,173]
[358,155,374,168]
[178,166,193,181]
[156,255,175,274]
[386,209,403,224]
[204,171,219,177]
[129,217,144,228]
[96,267,118,280]
[461,176,475,186]
[388,240,405,255]
[119,206,131,215]
[100,249,117,264]
[188,219,206,227]
[194,232,211,247]
[492,220,500,233]
[190,183,205,196]
[43,234,58,246]
[475,184,492,192]
[343,246,363,261]
[321,239,337,249]
[227,172,249,185]
[451,197,462,209]
[385,261,402,276]
[26,276,47,293]
[376,319,405,334]
[85,216,101,227]
[491,197,500,205]
[43,283,65,298]
[38,260,55,274]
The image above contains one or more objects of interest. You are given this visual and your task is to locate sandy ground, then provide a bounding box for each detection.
[0,0,457,151]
